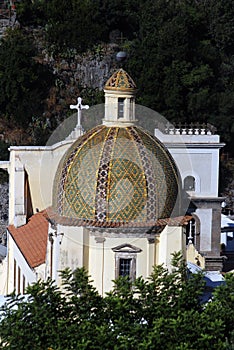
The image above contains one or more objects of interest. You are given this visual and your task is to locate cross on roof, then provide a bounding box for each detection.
[70,97,89,128]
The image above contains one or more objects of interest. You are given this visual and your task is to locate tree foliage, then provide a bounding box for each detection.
[125,0,234,154]
[13,0,234,154]
[0,253,233,349]
[0,28,54,126]
[16,0,137,52]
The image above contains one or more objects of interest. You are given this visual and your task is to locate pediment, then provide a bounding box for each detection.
[112,243,142,253]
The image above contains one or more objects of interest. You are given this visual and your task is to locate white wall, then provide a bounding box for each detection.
[8,141,73,225]
[158,226,185,269]
[154,129,224,198]
[7,233,38,294]
[171,149,219,197]
[88,235,151,295]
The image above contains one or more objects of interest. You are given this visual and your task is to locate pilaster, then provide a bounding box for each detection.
[191,197,225,271]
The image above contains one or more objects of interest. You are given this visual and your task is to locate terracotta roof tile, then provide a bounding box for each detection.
[8,211,48,269]
[46,207,192,229]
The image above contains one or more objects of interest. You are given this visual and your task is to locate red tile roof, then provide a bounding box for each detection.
[46,207,192,228]
[8,211,48,269]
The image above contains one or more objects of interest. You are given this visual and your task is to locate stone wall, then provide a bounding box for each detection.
[0,182,8,244]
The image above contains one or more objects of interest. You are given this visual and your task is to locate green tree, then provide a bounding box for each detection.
[123,0,234,157]
[126,0,218,122]
[15,0,139,52]
[15,0,47,26]
[205,0,234,155]
[0,279,67,350]
[0,253,232,349]
[0,28,54,127]
[44,0,108,54]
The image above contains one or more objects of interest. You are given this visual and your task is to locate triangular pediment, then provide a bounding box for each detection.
[112,243,142,253]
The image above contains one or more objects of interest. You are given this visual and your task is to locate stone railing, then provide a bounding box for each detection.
[156,122,217,135]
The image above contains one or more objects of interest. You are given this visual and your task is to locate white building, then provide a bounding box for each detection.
[0,68,225,295]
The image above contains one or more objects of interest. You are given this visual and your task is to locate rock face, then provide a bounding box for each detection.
[0,13,18,39]
[0,24,121,145]
[38,38,120,125]
[74,46,117,90]
[48,45,118,90]
[0,182,8,245]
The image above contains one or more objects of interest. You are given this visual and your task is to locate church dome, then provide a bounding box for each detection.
[53,125,180,227]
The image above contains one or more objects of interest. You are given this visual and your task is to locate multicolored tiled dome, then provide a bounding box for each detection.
[53,125,180,227]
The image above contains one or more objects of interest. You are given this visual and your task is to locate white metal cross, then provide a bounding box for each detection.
[70,97,89,127]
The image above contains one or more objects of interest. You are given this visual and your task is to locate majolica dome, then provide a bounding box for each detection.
[53,125,180,227]
[52,69,180,227]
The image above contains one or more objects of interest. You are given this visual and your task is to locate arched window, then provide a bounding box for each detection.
[184,176,195,191]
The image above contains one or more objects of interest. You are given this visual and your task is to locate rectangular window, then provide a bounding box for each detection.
[119,258,131,277]
[118,98,125,118]
[113,247,139,281]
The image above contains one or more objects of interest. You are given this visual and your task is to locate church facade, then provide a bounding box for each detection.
[0,69,225,296]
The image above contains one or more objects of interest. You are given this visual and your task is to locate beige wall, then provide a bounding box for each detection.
[54,226,186,296]
[88,235,152,295]
[59,225,84,270]
[158,226,186,269]
[8,141,73,225]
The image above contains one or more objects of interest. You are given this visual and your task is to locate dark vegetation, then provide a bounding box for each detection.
[1,253,234,350]
[0,28,54,127]
[0,0,233,180]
